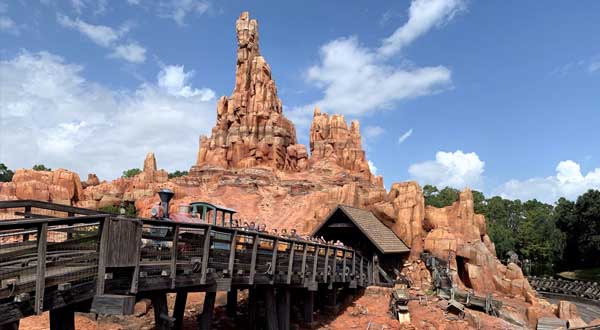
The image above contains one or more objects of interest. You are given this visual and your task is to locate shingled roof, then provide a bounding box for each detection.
[312,205,410,254]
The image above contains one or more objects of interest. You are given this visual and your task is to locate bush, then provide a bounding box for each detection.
[0,163,14,182]
[168,170,189,179]
[32,164,51,171]
[122,168,142,178]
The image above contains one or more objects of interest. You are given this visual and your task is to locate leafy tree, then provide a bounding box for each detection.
[98,203,137,216]
[122,168,142,178]
[32,164,51,171]
[423,185,459,208]
[168,170,189,179]
[0,163,14,182]
[572,190,600,267]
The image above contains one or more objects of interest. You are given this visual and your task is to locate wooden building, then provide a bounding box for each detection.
[311,205,410,278]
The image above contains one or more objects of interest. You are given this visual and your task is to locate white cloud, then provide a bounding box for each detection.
[57,15,146,64]
[494,160,600,203]
[157,65,215,99]
[368,160,378,175]
[290,0,458,126]
[57,14,120,47]
[159,0,210,26]
[379,0,466,56]
[0,15,18,34]
[398,128,413,144]
[409,150,484,189]
[363,125,385,139]
[589,60,600,73]
[110,42,146,63]
[0,51,217,179]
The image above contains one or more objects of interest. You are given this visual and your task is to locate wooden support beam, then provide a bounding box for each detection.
[351,251,356,279]
[200,226,212,285]
[270,239,279,284]
[264,288,279,330]
[172,292,188,330]
[276,288,290,330]
[96,218,110,295]
[311,247,319,285]
[0,321,19,330]
[360,256,364,286]
[152,294,173,330]
[249,234,259,285]
[286,242,295,284]
[300,243,308,285]
[248,288,257,330]
[323,246,330,283]
[198,291,216,330]
[171,225,180,289]
[303,291,314,323]
[49,305,74,330]
[330,248,337,287]
[34,223,47,315]
[342,251,347,282]
[227,231,238,277]
[226,288,237,317]
[130,221,143,294]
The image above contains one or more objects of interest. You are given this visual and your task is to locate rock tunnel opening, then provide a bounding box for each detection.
[456,256,472,289]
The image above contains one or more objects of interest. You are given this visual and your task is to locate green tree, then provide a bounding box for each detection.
[572,190,600,267]
[98,203,137,216]
[168,170,189,179]
[423,185,459,208]
[122,168,142,178]
[32,164,51,171]
[0,163,14,182]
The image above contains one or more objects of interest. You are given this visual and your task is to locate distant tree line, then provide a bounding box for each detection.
[424,185,600,273]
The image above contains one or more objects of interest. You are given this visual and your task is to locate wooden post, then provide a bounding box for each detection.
[264,287,279,330]
[311,246,319,284]
[277,288,290,330]
[226,288,237,317]
[171,225,180,289]
[49,305,74,330]
[130,220,143,294]
[351,251,356,279]
[227,231,238,277]
[152,293,172,330]
[300,243,308,285]
[35,222,48,315]
[286,242,295,284]
[303,291,314,323]
[270,238,279,284]
[248,288,257,330]
[342,251,347,282]
[323,246,330,283]
[198,292,216,330]
[359,256,364,286]
[200,226,212,284]
[249,234,259,285]
[96,218,110,295]
[172,292,188,330]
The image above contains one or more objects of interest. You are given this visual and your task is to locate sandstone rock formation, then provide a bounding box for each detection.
[192,12,307,172]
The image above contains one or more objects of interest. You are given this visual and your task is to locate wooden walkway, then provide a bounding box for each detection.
[0,200,373,330]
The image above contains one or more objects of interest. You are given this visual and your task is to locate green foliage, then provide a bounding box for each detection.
[98,203,137,216]
[168,170,189,179]
[0,163,14,182]
[32,164,51,171]
[122,168,142,178]
[423,185,460,208]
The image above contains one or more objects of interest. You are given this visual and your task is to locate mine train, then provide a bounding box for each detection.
[151,188,238,226]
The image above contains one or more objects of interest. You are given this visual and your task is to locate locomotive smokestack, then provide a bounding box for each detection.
[157,189,174,219]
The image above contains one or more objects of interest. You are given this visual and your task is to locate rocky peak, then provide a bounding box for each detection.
[192,12,307,173]
[138,152,167,184]
[309,108,373,180]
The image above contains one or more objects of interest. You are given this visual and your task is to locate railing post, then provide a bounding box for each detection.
[342,250,347,282]
[249,233,259,285]
[228,231,238,277]
[359,256,364,286]
[323,246,330,283]
[286,242,295,284]
[269,238,279,284]
[300,243,308,286]
[200,226,212,285]
[311,246,319,285]
[351,251,356,279]
[170,225,180,289]
[35,222,48,315]
[96,217,110,295]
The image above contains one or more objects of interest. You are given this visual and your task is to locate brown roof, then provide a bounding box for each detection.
[312,205,410,254]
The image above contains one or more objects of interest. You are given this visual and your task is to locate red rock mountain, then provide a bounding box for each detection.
[0,11,570,327]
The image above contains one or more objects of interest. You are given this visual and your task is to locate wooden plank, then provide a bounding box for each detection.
[351,251,356,279]
[227,231,238,276]
[326,223,354,228]
[170,225,180,289]
[200,226,212,285]
[300,243,308,285]
[342,251,347,282]
[91,294,135,315]
[286,242,295,284]
[172,292,187,330]
[129,220,143,294]
[49,305,74,330]
[311,247,319,284]
[323,246,330,283]
[360,256,364,286]
[264,288,279,330]
[277,288,290,330]
[0,200,102,215]
[198,291,216,330]
[330,248,337,287]
[249,234,259,285]
[34,222,48,315]
[96,218,110,295]
[270,239,279,284]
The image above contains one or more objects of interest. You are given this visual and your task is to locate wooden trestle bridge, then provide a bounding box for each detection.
[0,200,374,330]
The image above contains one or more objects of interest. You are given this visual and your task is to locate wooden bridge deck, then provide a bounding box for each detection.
[0,200,373,330]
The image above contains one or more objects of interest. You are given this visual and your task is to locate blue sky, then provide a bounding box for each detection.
[1,0,600,203]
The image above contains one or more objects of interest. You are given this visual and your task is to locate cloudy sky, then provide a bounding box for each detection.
[1,0,600,203]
